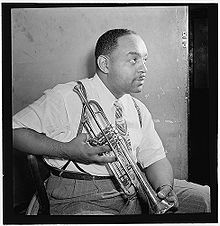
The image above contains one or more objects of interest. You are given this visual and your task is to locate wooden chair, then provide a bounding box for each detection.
[26,155,50,215]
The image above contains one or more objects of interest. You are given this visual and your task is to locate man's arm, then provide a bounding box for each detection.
[143,157,179,209]
[143,157,173,190]
[13,128,115,165]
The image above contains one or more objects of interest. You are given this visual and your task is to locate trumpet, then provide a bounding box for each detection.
[73,81,174,214]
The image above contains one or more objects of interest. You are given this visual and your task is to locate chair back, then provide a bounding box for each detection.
[27,155,50,215]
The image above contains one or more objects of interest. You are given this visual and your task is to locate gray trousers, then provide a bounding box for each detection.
[46,174,210,215]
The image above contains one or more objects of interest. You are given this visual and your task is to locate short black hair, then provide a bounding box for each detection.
[95,29,137,67]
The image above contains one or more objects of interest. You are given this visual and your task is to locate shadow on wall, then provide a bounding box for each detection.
[86,49,96,78]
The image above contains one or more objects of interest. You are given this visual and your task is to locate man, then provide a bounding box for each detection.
[13,29,210,215]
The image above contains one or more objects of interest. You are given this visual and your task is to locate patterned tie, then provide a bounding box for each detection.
[114,101,138,213]
[114,100,132,153]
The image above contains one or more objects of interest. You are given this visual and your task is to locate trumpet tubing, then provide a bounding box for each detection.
[73,81,174,214]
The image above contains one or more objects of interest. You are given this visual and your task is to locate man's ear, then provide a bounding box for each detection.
[97,55,109,73]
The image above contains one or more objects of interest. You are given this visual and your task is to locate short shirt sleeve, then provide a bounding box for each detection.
[136,102,166,168]
[12,85,79,141]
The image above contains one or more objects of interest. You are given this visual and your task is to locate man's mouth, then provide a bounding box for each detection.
[136,75,146,82]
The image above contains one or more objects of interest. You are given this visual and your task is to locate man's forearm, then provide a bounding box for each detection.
[13,128,115,165]
[143,157,174,191]
[13,128,66,158]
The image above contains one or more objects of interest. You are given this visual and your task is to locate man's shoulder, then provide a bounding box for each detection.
[130,96,146,109]
[44,82,75,99]
[49,78,88,96]
[53,81,77,91]
[130,96,152,116]
[42,76,94,101]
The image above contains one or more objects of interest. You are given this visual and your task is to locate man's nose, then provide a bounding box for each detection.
[139,60,148,73]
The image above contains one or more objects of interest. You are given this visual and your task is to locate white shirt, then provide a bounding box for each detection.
[13,74,166,176]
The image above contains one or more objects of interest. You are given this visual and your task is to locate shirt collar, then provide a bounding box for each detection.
[92,73,131,111]
[93,73,117,108]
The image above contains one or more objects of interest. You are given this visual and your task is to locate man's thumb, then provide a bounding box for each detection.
[158,190,166,199]
[157,185,172,199]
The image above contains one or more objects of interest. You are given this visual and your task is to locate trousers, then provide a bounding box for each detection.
[46,174,210,215]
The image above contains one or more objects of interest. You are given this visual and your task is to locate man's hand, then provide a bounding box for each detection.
[13,128,116,164]
[63,133,116,165]
[157,184,179,212]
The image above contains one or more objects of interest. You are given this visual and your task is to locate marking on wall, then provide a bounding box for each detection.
[25,31,34,42]
[165,120,174,123]
[160,87,165,95]
[145,94,150,99]
[22,50,35,59]
[58,25,64,33]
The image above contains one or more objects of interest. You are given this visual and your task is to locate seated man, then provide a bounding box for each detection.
[13,28,210,215]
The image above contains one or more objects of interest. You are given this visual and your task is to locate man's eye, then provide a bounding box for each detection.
[143,58,148,63]
[130,58,137,64]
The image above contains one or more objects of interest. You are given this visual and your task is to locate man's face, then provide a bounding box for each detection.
[107,34,148,98]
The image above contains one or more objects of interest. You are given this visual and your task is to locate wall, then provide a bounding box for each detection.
[12,6,188,179]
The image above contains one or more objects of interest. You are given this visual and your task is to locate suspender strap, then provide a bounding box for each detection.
[61,81,87,172]
[132,98,143,128]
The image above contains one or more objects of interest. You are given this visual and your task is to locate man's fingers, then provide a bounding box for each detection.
[79,133,90,142]
[93,155,117,164]
[166,193,179,208]
[84,144,116,164]
[92,145,111,154]
[157,186,179,211]
[157,185,172,199]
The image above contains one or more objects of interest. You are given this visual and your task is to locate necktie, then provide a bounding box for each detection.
[114,100,132,153]
[113,101,138,210]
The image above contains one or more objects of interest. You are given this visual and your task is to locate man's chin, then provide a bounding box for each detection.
[131,87,143,94]
[136,84,144,92]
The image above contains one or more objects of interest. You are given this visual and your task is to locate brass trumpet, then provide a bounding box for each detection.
[73,81,174,214]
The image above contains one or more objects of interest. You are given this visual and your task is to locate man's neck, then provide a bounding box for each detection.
[96,71,124,99]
